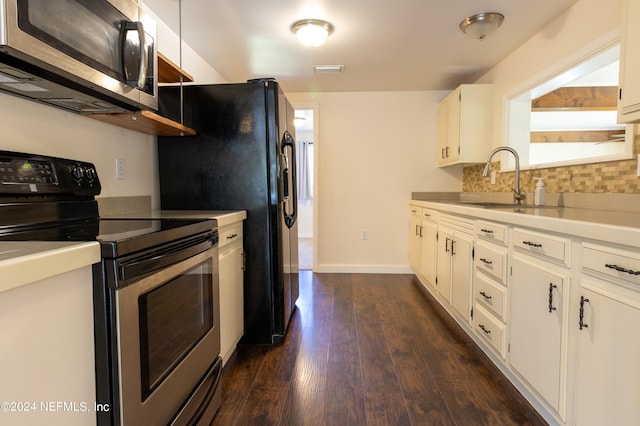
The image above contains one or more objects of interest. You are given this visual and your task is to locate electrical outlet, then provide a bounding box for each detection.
[637,154,640,177]
[361,229,369,240]
[115,158,125,180]
[491,170,497,185]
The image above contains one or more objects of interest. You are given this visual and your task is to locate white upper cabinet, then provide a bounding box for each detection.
[617,0,640,122]
[436,84,493,167]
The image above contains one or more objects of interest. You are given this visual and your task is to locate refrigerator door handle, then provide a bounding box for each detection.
[281,130,297,228]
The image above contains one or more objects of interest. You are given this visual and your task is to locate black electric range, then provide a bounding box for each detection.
[0,150,224,426]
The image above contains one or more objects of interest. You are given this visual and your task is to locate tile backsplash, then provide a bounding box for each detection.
[463,135,640,194]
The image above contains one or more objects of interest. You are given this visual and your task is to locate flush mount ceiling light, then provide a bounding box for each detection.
[459,12,504,41]
[291,19,335,46]
[314,65,343,74]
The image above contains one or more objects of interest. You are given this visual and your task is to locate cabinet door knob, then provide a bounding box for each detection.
[579,296,590,330]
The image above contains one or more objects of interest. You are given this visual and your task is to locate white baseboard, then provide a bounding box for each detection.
[312,264,414,274]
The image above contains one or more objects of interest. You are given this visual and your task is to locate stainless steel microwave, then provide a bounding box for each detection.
[0,0,158,113]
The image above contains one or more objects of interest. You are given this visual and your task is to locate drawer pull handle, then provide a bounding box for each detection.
[548,283,557,313]
[604,264,640,276]
[579,296,590,330]
[480,258,493,265]
[522,240,543,248]
[480,229,494,234]
[478,324,491,335]
[227,233,238,240]
[479,291,492,300]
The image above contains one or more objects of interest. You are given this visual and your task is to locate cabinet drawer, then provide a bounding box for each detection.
[476,220,508,246]
[410,206,421,217]
[512,227,570,267]
[421,208,437,223]
[475,240,508,284]
[474,273,507,321]
[582,242,640,288]
[219,223,243,248]
[474,304,506,358]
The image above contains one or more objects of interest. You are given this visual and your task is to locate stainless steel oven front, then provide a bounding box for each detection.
[94,229,222,426]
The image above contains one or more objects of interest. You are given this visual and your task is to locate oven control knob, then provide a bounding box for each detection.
[71,166,85,181]
[71,165,88,186]
[84,167,97,182]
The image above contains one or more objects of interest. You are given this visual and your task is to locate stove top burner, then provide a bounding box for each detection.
[0,217,216,257]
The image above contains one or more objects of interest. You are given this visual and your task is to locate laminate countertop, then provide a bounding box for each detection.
[411,198,640,249]
[0,241,101,294]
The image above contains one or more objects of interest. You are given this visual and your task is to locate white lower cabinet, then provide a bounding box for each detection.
[419,219,438,287]
[0,266,96,426]
[409,206,438,288]
[571,242,640,425]
[409,207,422,272]
[473,220,509,359]
[409,200,640,425]
[573,281,640,425]
[509,254,568,418]
[436,214,474,323]
[474,302,506,356]
[219,221,245,365]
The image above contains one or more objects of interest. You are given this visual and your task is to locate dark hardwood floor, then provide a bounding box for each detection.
[211,272,548,425]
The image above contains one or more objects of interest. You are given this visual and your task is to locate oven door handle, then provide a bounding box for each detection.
[118,239,213,283]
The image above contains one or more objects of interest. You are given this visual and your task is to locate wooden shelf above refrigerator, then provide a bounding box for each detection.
[158,52,194,83]
[86,52,195,136]
[88,110,196,136]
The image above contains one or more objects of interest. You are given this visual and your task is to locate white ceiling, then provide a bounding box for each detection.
[144,0,580,93]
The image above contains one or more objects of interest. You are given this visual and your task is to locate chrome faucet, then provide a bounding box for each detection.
[482,146,526,205]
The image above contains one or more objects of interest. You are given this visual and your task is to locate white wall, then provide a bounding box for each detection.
[0,92,159,204]
[287,91,462,273]
[476,0,623,151]
[143,5,228,85]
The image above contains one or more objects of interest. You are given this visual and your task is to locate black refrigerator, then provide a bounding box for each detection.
[157,79,299,344]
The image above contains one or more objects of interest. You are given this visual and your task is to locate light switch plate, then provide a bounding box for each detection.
[115,158,125,180]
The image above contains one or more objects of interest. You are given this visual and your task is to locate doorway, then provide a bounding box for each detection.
[293,107,315,270]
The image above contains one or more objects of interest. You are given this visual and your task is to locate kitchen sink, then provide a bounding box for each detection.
[460,202,518,207]
[459,202,557,209]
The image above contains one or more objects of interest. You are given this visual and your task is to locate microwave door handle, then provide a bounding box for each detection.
[121,21,148,89]
[136,22,148,89]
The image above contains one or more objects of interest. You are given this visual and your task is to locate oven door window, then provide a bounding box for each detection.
[138,259,213,400]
